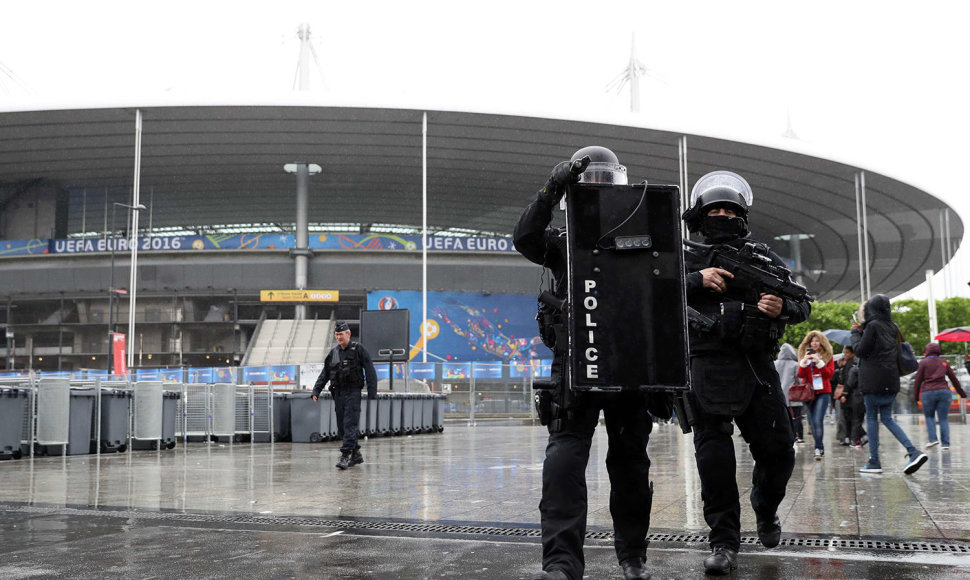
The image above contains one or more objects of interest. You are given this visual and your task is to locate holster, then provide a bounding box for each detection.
[673,391,695,434]
[537,303,566,351]
[534,389,553,426]
[534,386,573,432]
[534,351,572,433]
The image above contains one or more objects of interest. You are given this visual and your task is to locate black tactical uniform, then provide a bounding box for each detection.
[514,147,654,580]
[682,171,811,575]
[312,330,378,466]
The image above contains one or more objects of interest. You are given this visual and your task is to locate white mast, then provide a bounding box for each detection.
[606,33,650,113]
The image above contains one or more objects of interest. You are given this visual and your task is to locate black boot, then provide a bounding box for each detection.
[336,453,351,470]
[350,450,364,466]
[756,513,782,548]
[620,557,651,579]
[703,546,737,575]
[531,570,568,580]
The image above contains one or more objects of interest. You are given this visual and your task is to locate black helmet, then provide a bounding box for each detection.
[570,145,627,185]
[682,171,753,238]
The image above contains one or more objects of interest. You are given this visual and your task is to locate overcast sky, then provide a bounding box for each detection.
[1,1,968,300]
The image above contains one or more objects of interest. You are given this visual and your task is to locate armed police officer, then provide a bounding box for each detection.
[312,321,378,470]
[682,171,811,575]
[514,146,656,580]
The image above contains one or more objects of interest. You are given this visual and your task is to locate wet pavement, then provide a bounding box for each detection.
[0,419,968,578]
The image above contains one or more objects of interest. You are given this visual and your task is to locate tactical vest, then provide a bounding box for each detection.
[685,244,787,355]
[329,343,365,389]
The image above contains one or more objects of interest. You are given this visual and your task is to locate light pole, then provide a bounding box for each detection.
[284,162,321,320]
[107,202,145,375]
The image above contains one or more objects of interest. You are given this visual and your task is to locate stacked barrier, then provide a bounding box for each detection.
[4,378,180,458]
[7,379,442,456]
[0,386,28,459]
[287,392,444,442]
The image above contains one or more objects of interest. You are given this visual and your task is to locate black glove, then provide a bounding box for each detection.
[538,156,591,205]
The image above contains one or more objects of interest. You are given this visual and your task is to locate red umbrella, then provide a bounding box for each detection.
[935,327,970,353]
[935,327,970,342]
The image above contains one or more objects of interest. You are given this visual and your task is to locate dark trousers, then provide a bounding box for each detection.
[692,382,795,551]
[333,388,362,455]
[835,399,848,441]
[540,391,653,580]
[847,395,866,442]
[789,405,804,439]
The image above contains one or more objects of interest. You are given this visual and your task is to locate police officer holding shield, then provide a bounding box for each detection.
[312,321,378,470]
[514,146,655,580]
[682,171,811,575]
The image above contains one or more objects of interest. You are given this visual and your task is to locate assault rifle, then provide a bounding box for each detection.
[684,238,815,303]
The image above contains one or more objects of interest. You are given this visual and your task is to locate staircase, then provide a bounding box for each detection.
[243,316,334,365]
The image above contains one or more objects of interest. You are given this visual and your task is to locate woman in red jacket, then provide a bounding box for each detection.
[797,331,835,460]
[914,342,967,450]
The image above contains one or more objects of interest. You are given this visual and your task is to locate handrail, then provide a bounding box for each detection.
[239,310,267,367]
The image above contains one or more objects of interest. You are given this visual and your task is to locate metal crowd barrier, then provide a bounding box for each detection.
[285,392,445,442]
[171,382,276,444]
[0,377,181,458]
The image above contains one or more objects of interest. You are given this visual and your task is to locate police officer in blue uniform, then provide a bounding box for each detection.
[514,146,656,580]
[312,321,378,470]
[682,171,811,575]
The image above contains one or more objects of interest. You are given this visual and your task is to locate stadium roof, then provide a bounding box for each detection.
[0,104,961,301]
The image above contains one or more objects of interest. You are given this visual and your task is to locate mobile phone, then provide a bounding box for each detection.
[807,347,815,355]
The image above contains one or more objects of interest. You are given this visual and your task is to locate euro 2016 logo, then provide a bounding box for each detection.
[378,296,398,310]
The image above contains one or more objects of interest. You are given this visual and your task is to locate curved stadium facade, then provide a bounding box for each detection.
[0,104,961,374]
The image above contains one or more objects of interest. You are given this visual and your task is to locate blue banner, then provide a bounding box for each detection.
[159,369,184,383]
[375,363,408,381]
[409,362,436,380]
[242,366,269,383]
[473,362,504,379]
[443,363,471,379]
[509,359,552,378]
[1,361,555,382]
[0,239,49,256]
[367,290,550,363]
[189,368,214,383]
[34,233,517,256]
[267,365,297,384]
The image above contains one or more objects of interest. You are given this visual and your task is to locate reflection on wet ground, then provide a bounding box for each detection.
[0,420,968,578]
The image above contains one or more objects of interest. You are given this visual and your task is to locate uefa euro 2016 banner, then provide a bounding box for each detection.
[2,233,518,256]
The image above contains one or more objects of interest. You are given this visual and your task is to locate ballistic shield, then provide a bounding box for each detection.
[564,181,689,392]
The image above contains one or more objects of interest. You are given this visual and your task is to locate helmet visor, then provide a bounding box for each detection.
[690,170,753,207]
[578,162,628,185]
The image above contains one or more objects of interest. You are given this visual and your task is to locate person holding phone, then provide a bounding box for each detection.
[797,331,835,460]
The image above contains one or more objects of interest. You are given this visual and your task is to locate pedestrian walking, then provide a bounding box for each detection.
[850,295,928,474]
[914,342,966,450]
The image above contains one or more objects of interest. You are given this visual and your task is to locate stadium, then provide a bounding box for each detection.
[0,103,962,377]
